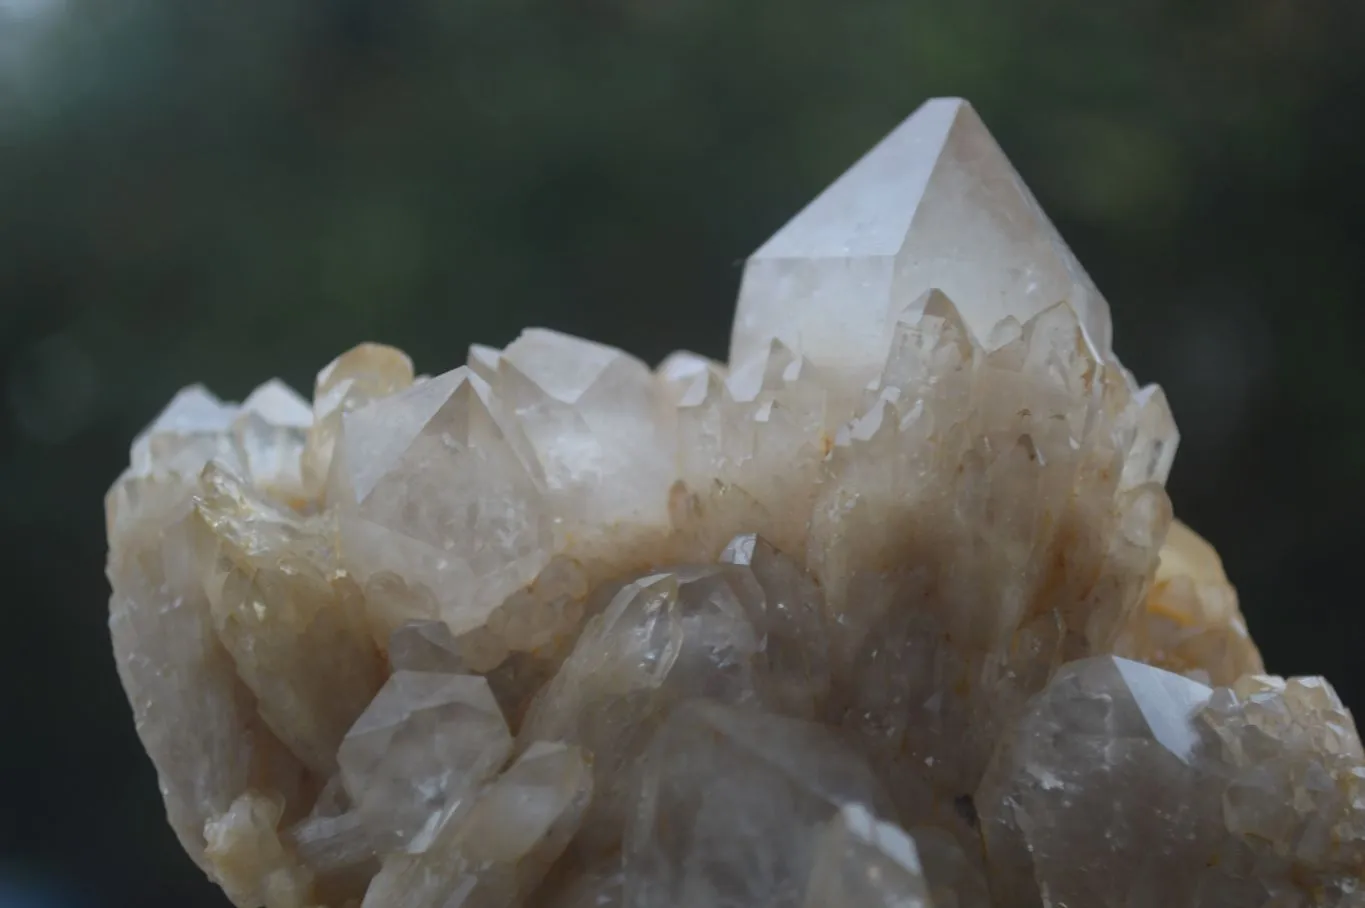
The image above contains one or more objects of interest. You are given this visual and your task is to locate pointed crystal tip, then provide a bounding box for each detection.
[731,97,1112,385]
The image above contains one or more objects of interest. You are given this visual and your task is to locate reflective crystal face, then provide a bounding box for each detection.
[804,803,933,908]
[336,671,512,852]
[977,658,1365,908]
[732,98,1112,391]
[626,700,894,908]
[107,98,1353,908]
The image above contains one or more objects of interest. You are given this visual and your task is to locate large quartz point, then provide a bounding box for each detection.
[732,98,1112,392]
[107,97,1350,908]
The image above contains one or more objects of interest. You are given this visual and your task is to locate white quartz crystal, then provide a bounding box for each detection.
[108,99,1352,908]
[360,741,593,908]
[626,700,897,908]
[328,366,555,641]
[336,671,512,853]
[731,98,1112,392]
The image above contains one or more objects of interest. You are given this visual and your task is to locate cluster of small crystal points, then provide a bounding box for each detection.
[107,99,1361,908]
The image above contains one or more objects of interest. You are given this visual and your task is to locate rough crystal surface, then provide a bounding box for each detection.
[1114,518,1263,685]
[107,98,1357,908]
[977,656,1365,908]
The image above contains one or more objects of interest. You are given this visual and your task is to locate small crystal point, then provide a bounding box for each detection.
[1115,520,1263,685]
[468,343,502,383]
[127,383,241,479]
[240,378,313,428]
[139,383,238,443]
[732,97,1111,390]
[332,367,484,506]
[337,671,513,850]
[304,343,415,498]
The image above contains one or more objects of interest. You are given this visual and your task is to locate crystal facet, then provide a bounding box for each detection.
[360,741,593,908]
[804,803,933,908]
[337,671,512,852]
[977,656,1365,908]
[732,98,1112,392]
[626,700,894,908]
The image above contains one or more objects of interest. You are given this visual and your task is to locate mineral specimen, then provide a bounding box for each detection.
[106,98,1358,908]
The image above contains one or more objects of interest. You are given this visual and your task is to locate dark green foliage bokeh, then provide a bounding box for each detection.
[2,2,1365,906]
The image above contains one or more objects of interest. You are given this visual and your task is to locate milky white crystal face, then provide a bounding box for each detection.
[107,99,1354,908]
[328,366,555,638]
[336,671,512,852]
[732,98,1112,392]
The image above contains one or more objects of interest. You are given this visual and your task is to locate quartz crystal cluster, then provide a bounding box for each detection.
[107,98,1353,908]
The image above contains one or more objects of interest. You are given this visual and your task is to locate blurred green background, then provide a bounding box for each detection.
[3,1,1365,906]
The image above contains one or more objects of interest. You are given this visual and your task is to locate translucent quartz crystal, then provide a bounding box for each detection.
[732,97,1112,392]
[517,567,765,854]
[977,656,1365,908]
[625,700,896,908]
[976,656,1221,908]
[387,620,465,675]
[196,463,384,775]
[327,366,554,639]
[480,328,675,529]
[286,783,376,903]
[302,343,415,500]
[108,98,1353,908]
[803,804,932,908]
[232,380,314,502]
[719,533,830,717]
[107,382,312,871]
[337,671,512,852]
[361,742,593,908]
